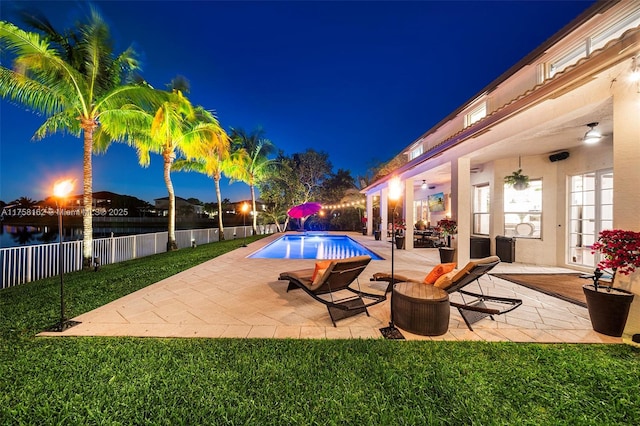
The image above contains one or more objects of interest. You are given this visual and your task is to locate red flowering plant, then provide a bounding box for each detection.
[437,219,457,248]
[590,229,640,291]
[437,219,457,237]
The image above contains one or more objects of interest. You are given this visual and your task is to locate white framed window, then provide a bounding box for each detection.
[409,145,423,160]
[473,184,490,235]
[590,8,640,53]
[548,44,587,78]
[504,179,542,238]
[465,102,486,127]
[413,199,429,224]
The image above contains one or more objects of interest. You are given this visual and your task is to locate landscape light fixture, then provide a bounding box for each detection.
[47,178,81,332]
[583,122,601,145]
[380,175,405,340]
[421,180,428,190]
[241,202,249,247]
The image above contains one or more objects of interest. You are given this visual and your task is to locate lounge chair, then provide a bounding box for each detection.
[371,256,522,330]
[278,255,386,326]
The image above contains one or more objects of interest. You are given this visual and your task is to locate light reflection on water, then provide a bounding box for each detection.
[247,234,383,260]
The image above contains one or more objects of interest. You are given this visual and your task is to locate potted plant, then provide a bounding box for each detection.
[373,217,382,240]
[437,218,457,262]
[584,229,639,337]
[504,169,530,190]
[394,218,406,249]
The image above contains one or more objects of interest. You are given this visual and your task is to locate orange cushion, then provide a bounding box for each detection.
[311,260,333,284]
[434,270,458,289]
[423,263,456,284]
[435,256,501,289]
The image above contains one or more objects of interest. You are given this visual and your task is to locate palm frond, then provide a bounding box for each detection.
[0,21,53,58]
[33,110,81,140]
[0,67,66,115]
[171,159,206,174]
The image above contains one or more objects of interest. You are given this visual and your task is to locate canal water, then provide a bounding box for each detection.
[0,224,167,248]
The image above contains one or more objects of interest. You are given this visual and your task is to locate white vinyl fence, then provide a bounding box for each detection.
[1,225,277,289]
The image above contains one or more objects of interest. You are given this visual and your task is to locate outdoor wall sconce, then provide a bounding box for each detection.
[583,122,601,145]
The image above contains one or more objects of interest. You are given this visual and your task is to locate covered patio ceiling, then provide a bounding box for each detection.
[409,90,614,189]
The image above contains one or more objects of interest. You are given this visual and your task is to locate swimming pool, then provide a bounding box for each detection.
[247,234,384,260]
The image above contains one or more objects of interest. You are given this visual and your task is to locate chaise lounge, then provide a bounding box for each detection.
[371,256,523,330]
[278,255,387,326]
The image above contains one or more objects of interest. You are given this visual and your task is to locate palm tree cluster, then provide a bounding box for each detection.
[0,8,268,261]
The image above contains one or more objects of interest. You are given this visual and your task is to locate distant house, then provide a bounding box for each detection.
[63,191,151,216]
[230,199,267,215]
[67,191,112,212]
[154,197,204,217]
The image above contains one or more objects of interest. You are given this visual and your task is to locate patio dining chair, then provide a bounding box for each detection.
[371,256,522,330]
[278,255,386,326]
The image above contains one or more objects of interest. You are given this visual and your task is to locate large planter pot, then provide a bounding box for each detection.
[439,247,455,263]
[583,284,634,337]
[395,236,405,249]
[374,230,381,240]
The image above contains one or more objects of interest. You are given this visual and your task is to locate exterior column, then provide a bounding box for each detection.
[612,78,640,338]
[380,187,389,240]
[453,157,472,266]
[366,193,374,235]
[404,177,415,250]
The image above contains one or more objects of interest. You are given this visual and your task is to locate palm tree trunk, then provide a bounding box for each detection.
[164,149,178,251]
[250,184,258,235]
[214,176,225,241]
[81,119,97,270]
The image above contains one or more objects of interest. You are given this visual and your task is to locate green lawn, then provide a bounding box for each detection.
[1,236,639,425]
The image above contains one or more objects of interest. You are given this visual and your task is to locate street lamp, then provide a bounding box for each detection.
[241,202,249,247]
[380,175,404,339]
[48,179,81,332]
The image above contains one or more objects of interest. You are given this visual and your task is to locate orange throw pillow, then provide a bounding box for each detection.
[434,270,458,289]
[423,263,456,284]
[311,260,333,284]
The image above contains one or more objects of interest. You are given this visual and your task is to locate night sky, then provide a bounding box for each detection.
[0,0,596,205]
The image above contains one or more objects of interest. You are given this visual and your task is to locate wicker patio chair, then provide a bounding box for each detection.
[371,256,522,330]
[278,255,386,326]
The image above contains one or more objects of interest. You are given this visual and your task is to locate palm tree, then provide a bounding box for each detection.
[12,197,37,208]
[0,12,156,268]
[95,78,217,250]
[171,107,231,240]
[227,128,275,235]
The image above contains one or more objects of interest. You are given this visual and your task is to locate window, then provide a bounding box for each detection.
[503,179,542,238]
[473,184,490,235]
[590,9,640,53]
[413,199,429,224]
[568,170,613,268]
[548,44,587,78]
[409,145,423,160]
[465,102,486,127]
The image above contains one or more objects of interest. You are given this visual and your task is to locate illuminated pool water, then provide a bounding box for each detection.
[247,234,383,260]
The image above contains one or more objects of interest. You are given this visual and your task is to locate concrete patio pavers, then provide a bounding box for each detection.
[40,232,622,343]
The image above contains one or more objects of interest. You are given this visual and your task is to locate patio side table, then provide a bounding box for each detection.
[393,282,450,336]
